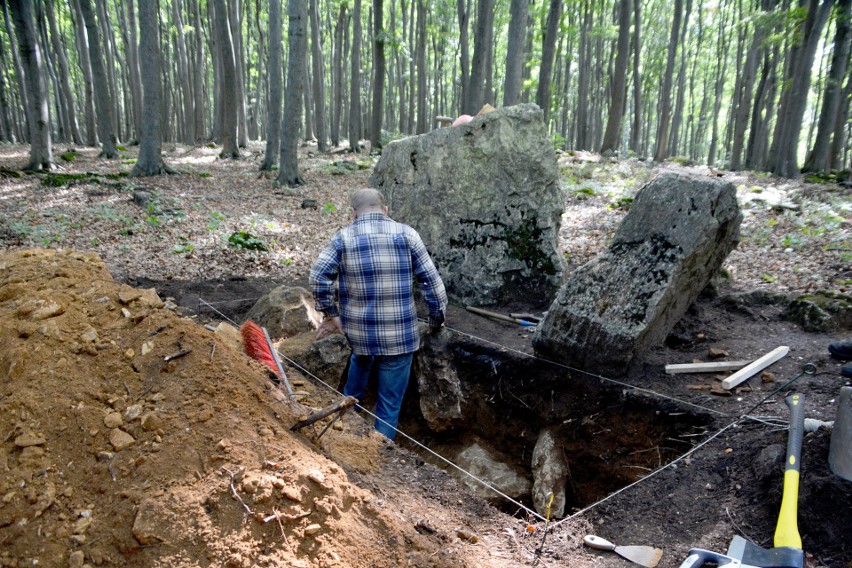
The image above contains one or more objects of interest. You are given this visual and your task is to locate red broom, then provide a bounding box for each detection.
[240,320,293,395]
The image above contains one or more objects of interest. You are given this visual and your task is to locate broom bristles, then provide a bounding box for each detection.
[240,320,279,376]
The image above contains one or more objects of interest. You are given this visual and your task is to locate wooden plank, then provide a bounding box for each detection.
[721,346,789,390]
[665,360,752,374]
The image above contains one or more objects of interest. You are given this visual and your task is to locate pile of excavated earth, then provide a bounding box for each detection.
[0,248,549,568]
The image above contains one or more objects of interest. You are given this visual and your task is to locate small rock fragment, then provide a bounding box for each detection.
[307,469,326,486]
[109,429,135,451]
[304,523,322,536]
[14,433,46,447]
[141,341,154,356]
[761,371,775,383]
[104,412,123,428]
[708,348,729,359]
[69,550,85,568]
[457,529,479,543]
[124,404,143,422]
[80,327,98,343]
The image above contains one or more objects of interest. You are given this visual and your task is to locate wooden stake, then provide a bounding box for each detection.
[665,360,752,374]
[721,346,789,390]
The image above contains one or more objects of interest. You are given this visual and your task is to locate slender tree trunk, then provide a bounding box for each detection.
[307,0,327,151]
[349,0,363,149]
[191,0,206,141]
[95,0,121,143]
[707,4,730,165]
[131,0,174,176]
[79,0,118,157]
[369,0,385,149]
[209,0,223,141]
[829,75,852,168]
[4,0,29,139]
[653,0,683,161]
[122,0,143,142]
[261,0,283,169]
[45,0,82,144]
[38,5,68,142]
[415,0,427,132]
[575,0,592,148]
[173,0,195,145]
[331,4,346,146]
[803,0,851,171]
[8,0,53,169]
[230,0,248,147]
[730,23,763,170]
[303,54,314,141]
[628,0,642,153]
[457,0,469,114]
[277,0,308,186]
[768,0,834,177]
[536,0,562,123]
[0,29,13,142]
[212,0,240,157]
[69,0,98,146]
[601,0,632,153]
[503,0,527,107]
[668,0,692,156]
[465,0,493,114]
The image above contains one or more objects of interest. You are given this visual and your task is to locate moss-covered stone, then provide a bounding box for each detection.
[783,291,852,332]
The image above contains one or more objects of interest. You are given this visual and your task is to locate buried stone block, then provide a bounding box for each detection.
[533,172,742,376]
[454,442,531,503]
[369,103,565,306]
[246,286,321,339]
[531,426,568,518]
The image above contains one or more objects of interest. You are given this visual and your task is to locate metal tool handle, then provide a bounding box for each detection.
[583,535,616,551]
[775,393,805,549]
[678,549,741,568]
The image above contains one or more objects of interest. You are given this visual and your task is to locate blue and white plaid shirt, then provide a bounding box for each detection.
[309,212,448,356]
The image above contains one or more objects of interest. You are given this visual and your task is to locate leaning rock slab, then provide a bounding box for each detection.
[534,173,741,376]
[247,286,321,339]
[370,103,565,305]
[278,332,351,387]
[415,328,468,431]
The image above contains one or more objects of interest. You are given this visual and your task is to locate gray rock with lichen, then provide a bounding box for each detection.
[533,172,742,376]
[369,104,565,305]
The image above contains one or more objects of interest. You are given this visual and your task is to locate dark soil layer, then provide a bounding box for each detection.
[136,274,852,568]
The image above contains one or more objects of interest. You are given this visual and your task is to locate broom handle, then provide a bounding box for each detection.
[263,327,293,396]
[774,393,804,549]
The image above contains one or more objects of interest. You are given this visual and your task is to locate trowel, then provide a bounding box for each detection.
[584,535,663,568]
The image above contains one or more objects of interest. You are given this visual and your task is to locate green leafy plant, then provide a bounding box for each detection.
[762,273,777,283]
[171,237,195,254]
[572,186,596,199]
[228,230,268,251]
[607,196,634,210]
[207,211,225,231]
[321,202,337,214]
[60,151,80,162]
[145,214,162,227]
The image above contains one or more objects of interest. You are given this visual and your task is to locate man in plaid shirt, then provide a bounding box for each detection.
[309,188,447,440]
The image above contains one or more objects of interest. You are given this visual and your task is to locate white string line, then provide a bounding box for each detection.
[440,323,730,418]
[197,296,262,306]
[198,297,739,527]
[197,297,548,522]
[551,420,739,527]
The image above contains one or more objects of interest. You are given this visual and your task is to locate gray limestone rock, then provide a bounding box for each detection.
[414,328,468,431]
[783,291,852,332]
[533,172,742,376]
[531,427,568,518]
[454,442,531,503]
[246,286,321,339]
[278,332,351,388]
[369,104,565,306]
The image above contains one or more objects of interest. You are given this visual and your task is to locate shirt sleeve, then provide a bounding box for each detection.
[309,235,342,318]
[409,230,447,326]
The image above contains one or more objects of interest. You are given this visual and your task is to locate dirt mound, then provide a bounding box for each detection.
[0,249,474,567]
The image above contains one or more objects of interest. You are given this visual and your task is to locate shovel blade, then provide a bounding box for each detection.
[614,545,664,568]
[727,536,804,568]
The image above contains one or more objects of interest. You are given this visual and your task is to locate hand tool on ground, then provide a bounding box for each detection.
[678,393,806,568]
[240,320,294,395]
[583,535,663,568]
[466,306,537,327]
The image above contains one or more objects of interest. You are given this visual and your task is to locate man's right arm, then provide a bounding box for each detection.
[309,237,342,319]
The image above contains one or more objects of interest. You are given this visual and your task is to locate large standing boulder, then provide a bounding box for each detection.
[370,104,565,306]
[246,286,320,339]
[454,442,531,503]
[533,172,742,376]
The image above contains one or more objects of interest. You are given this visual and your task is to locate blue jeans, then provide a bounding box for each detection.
[343,353,414,440]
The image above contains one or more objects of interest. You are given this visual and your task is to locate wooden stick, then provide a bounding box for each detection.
[290,396,358,431]
[721,346,789,390]
[466,306,536,326]
[665,360,752,374]
[164,349,192,362]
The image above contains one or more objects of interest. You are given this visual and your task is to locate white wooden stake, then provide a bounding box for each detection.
[721,346,789,390]
[665,360,752,374]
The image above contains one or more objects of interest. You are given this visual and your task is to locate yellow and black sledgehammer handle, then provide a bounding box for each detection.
[774,393,805,550]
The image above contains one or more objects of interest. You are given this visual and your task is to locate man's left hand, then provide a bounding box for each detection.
[316,316,343,339]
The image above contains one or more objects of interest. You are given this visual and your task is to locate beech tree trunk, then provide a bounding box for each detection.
[503,0,526,107]
[768,0,834,177]
[369,0,385,150]
[277,0,308,186]
[212,0,240,158]
[45,0,82,145]
[173,0,195,145]
[331,4,346,146]
[310,0,328,151]
[261,0,283,170]
[131,0,174,176]
[230,0,249,148]
[465,0,493,114]
[629,0,642,153]
[601,0,632,153]
[535,0,562,123]
[457,0,469,115]
[8,0,53,169]
[416,0,427,132]
[803,0,851,172]
[349,0,362,150]
[79,0,118,158]
[653,0,683,162]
